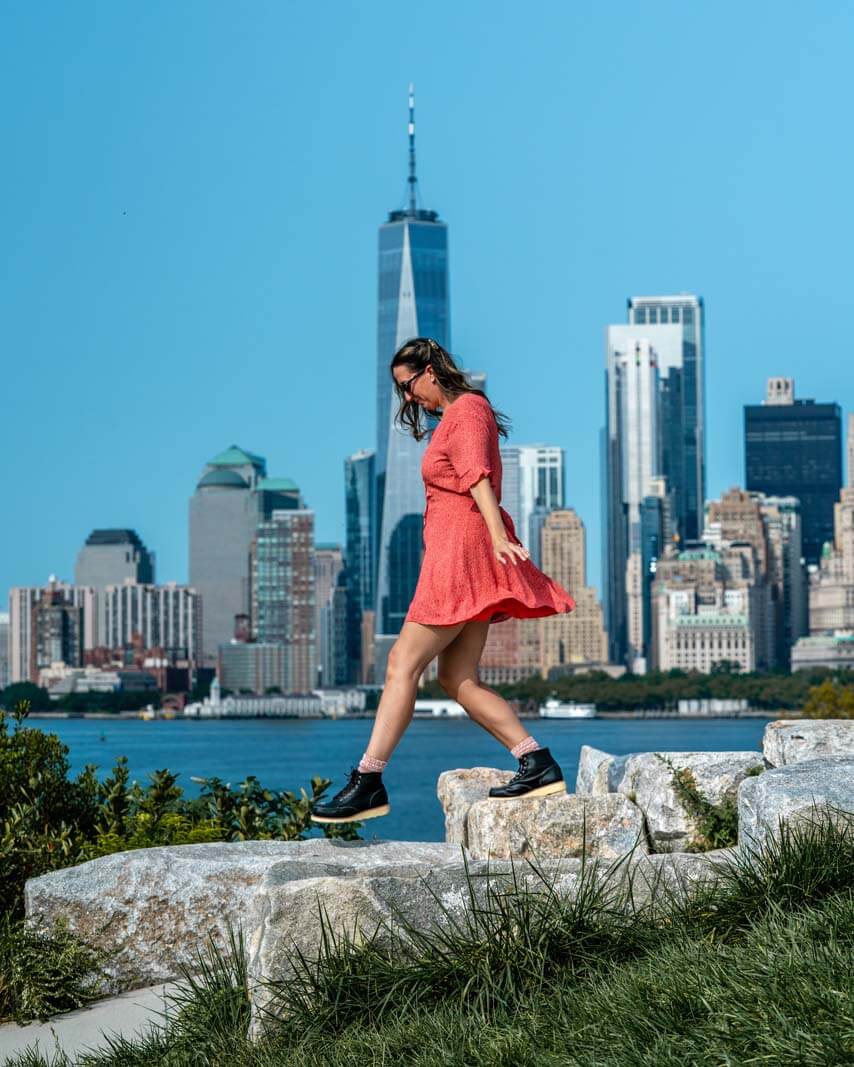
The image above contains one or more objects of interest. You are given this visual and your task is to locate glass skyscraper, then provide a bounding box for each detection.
[745,378,842,564]
[374,88,450,636]
[627,295,706,542]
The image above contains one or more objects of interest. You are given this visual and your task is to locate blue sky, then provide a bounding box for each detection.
[2,1,853,606]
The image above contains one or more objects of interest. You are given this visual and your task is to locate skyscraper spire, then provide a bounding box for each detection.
[407,83,417,213]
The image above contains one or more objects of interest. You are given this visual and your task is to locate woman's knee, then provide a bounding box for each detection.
[385,641,424,686]
[437,670,475,701]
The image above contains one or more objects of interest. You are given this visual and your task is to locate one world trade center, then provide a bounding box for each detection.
[374,87,450,638]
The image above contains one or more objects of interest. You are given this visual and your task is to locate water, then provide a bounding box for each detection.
[25,716,771,842]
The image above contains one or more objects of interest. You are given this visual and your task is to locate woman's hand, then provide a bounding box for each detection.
[492,534,530,566]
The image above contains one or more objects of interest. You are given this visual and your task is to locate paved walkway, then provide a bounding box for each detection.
[0,982,181,1064]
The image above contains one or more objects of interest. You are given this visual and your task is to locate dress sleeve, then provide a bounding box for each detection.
[446,400,495,493]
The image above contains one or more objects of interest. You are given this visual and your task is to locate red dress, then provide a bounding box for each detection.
[404,393,577,626]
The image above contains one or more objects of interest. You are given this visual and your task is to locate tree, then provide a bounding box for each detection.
[0,682,52,711]
[802,679,854,719]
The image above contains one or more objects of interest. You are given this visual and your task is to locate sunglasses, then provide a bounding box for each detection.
[399,367,426,397]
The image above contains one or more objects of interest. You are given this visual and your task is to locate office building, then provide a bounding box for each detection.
[250,508,316,693]
[374,87,449,638]
[627,294,706,542]
[809,485,854,634]
[189,445,267,663]
[540,510,608,669]
[651,544,773,673]
[344,449,375,682]
[745,378,842,563]
[500,446,565,566]
[703,487,806,667]
[315,544,348,687]
[74,529,155,646]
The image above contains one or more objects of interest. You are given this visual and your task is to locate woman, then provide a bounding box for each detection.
[311,338,576,824]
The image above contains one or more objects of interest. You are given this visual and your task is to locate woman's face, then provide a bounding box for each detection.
[392,363,449,410]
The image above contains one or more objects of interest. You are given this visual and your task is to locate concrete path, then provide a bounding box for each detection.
[0,982,181,1064]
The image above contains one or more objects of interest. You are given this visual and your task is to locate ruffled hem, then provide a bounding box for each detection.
[407,593,576,627]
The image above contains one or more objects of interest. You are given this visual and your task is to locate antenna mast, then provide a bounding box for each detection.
[407,83,417,214]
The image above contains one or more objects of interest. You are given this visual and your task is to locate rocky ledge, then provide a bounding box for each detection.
[23,717,853,1039]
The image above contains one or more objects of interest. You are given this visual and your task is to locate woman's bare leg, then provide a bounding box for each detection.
[436,621,530,749]
[364,619,468,761]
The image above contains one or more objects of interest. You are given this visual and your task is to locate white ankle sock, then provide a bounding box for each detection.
[358,753,388,773]
[510,736,541,759]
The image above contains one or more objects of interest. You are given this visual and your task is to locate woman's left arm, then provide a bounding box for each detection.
[469,477,529,567]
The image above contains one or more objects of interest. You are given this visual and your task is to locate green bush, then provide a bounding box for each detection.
[656,753,764,852]
[0,698,362,1024]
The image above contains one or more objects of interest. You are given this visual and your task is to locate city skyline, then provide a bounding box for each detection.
[3,3,854,608]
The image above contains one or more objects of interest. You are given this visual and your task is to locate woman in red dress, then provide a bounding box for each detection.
[311,338,576,825]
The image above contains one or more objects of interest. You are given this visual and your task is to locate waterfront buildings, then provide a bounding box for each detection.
[744,378,842,564]
[374,87,449,639]
[791,633,854,671]
[74,529,155,647]
[218,641,287,695]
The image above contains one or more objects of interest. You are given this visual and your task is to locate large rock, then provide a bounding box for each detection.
[24,839,463,994]
[576,745,629,794]
[464,792,646,861]
[578,749,765,850]
[737,755,854,851]
[246,849,591,1036]
[437,767,514,847]
[763,719,854,767]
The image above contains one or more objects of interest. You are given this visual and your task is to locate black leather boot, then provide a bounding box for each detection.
[488,747,566,799]
[310,768,390,823]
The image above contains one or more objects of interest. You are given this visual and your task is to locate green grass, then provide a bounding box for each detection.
[4,809,853,1067]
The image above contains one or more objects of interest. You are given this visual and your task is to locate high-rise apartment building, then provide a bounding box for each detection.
[8,578,97,684]
[628,294,706,542]
[101,580,201,664]
[75,529,155,647]
[250,509,316,693]
[745,378,842,564]
[374,88,449,638]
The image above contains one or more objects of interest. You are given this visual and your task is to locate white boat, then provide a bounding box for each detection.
[539,698,597,719]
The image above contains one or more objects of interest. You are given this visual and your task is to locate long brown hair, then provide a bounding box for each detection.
[390,337,511,442]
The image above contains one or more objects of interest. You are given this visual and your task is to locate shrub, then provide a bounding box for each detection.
[802,678,854,719]
[656,754,764,852]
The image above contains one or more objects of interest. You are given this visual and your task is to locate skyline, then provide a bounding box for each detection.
[3,2,854,608]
